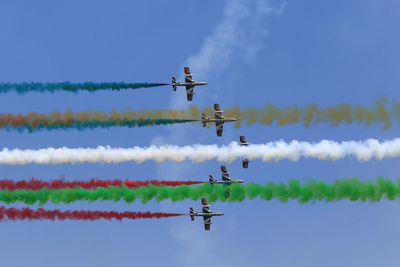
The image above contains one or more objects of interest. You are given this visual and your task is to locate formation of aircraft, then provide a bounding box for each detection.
[168,67,247,230]
[209,165,244,186]
[240,135,250,168]
[170,67,237,137]
[201,104,237,137]
[189,198,224,231]
[171,66,208,101]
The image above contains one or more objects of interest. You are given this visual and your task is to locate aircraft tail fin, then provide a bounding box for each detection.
[171,77,177,91]
[240,135,249,146]
[189,208,195,221]
[240,136,249,167]
[242,160,249,168]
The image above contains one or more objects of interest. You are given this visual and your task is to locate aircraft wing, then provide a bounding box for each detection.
[214,104,224,120]
[184,66,193,83]
[201,198,211,213]
[186,85,194,101]
[203,216,211,231]
[221,165,230,181]
[216,121,224,137]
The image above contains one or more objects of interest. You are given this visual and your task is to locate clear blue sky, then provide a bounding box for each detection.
[0,0,400,266]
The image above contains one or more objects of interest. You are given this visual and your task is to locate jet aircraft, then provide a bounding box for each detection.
[209,165,244,186]
[189,198,224,231]
[240,135,250,168]
[201,104,237,136]
[171,66,207,101]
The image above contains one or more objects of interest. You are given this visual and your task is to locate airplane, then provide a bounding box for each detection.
[209,165,244,186]
[201,104,237,137]
[189,198,224,231]
[240,135,250,168]
[171,66,208,101]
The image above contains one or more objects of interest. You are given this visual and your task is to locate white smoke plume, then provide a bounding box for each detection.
[1,138,400,165]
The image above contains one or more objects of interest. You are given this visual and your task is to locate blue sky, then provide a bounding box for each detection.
[0,0,400,266]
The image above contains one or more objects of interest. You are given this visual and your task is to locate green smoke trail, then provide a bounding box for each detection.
[0,82,168,94]
[1,177,399,205]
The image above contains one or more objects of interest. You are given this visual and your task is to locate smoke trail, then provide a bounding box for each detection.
[77,98,397,129]
[2,99,397,132]
[2,138,400,165]
[224,97,395,129]
[0,109,196,132]
[0,206,184,222]
[0,82,168,94]
[1,177,398,205]
[0,178,204,191]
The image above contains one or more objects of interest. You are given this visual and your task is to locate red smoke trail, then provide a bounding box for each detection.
[0,206,185,221]
[0,178,204,191]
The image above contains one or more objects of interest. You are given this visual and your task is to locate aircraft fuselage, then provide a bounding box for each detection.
[210,179,244,185]
[192,212,224,217]
[173,82,208,87]
[202,118,237,123]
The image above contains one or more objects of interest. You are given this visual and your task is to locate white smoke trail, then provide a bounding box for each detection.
[1,138,400,165]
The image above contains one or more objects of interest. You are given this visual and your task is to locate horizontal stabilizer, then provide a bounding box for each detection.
[171,77,177,91]
[189,207,195,221]
[201,113,209,126]
[209,175,215,183]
